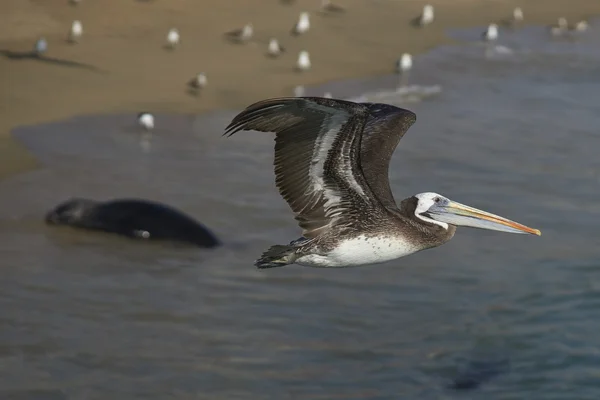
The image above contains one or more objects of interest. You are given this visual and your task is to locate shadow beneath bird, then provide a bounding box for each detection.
[0,50,101,72]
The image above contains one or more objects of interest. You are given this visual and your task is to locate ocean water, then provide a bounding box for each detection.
[1,23,599,399]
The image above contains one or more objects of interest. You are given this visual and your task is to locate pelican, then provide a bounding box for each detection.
[188,73,207,91]
[292,12,310,35]
[550,18,568,36]
[267,38,285,57]
[320,0,345,14]
[413,4,434,27]
[296,50,311,72]
[137,112,154,131]
[166,28,180,49]
[224,23,253,43]
[483,24,499,42]
[224,97,541,269]
[34,37,47,57]
[68,20,83,43]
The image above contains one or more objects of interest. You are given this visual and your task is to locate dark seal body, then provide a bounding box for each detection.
[45,198,221,248]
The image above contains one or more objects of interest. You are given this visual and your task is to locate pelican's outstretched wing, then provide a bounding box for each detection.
[360,103,416,209]
[224,97,384,238]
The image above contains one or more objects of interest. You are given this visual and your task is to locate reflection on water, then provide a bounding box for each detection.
[1,23,600,399]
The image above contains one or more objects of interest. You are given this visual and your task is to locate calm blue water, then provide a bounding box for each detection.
[1,23,599,399]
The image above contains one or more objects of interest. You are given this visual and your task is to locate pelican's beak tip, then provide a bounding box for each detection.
[532,228,542,236]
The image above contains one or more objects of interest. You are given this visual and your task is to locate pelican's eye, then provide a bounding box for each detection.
[433,197,441,203]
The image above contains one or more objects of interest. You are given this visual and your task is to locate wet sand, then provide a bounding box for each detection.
[1,0,598,179]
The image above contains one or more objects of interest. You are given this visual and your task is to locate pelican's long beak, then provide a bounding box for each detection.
[429,200,541,236]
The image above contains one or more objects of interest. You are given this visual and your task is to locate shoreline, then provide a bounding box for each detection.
[1,0,599,180]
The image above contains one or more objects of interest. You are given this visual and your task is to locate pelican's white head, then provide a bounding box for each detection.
[412,192,541,235]
[297,50,311,71]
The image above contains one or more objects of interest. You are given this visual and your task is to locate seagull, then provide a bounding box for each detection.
[512,7,524,23]
[137,112,154,131]
[413,4,434,27]
[296,50,311,72]
[293,85,306,97]
[188,73,207,92]
[550,18,568,36]
[570,20,589,33]
[68,20,83,43]
[166,28,180,49]
[292,12,310,35]
[267,38,285,57]
[34,37,47,57]
[396,53,412,87]
[320,0,345,14]
[224,97,541,269]
[224,23,253,43]
[482,24,499,42]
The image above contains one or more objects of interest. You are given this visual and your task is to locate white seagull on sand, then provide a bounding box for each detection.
[225,23,253,43]
[188,73,208,91]
[34,37,48,56]
[267,38,285,57]
[296,50,311,72]
[292,12,311,35]
[68,20,83,43]
[414,5,434,27]
[166,28,180,49]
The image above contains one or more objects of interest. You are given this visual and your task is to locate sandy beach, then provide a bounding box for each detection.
[0,0,598,179]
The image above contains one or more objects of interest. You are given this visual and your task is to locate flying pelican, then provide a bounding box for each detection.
[482,24,499,42]
[296,50,311,72]
[137,112,154,131]
[68,20,83,43]
[267,38,285,57]
[413,4,434,27]
[224,97,541,269]
[292,12,310,35]
[166,28,180,49]
[224,23,253,43]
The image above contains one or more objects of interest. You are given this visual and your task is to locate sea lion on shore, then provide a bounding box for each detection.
[45,198,221,248]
